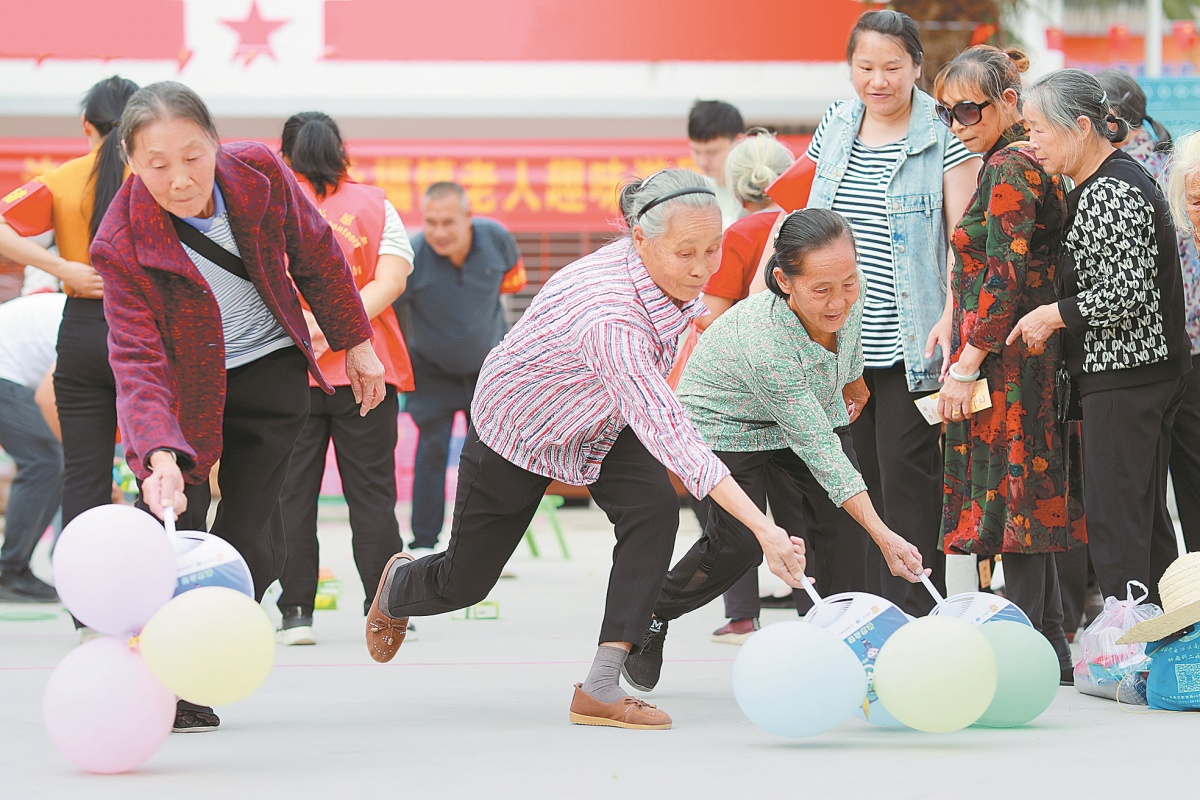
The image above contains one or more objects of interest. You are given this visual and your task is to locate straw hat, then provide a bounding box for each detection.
[1117,553,1200,644]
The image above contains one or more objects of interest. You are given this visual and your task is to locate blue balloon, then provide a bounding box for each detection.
[732,620,867,738]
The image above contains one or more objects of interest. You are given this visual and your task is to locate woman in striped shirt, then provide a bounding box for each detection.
[365,169,809,731]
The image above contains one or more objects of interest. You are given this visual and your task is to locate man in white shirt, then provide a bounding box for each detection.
[0,292,65,602]
[688,99,747,230]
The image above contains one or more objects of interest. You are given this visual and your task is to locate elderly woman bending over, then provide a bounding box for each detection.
[622,209,927,694]
[364,169,806,730]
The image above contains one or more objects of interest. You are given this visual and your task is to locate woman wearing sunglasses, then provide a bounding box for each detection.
[788,9,979,615]
[1009,69,1192,609]
[934,46,1083,680]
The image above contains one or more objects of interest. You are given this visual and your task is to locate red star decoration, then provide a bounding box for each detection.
[221,1,289,65]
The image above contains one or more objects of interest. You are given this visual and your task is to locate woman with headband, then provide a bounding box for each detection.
[365,168,809,731]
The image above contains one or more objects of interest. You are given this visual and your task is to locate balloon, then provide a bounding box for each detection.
[171,530,254,598]
[44,637,175,774]
[52,504,176,637]
[930,592,1033,627]
[976,621,1060,727]
[873,615,997,733]
[139,586,275,706]
[732,620,867,738]
[805,591,911,728]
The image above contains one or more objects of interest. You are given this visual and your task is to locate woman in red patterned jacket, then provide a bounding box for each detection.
[89,82,386,731]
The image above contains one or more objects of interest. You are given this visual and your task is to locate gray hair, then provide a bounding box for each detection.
[725,129,793,206]
[1168,131,1200,231]
[424,181,469,212]
[618,169,718,240]
[120,81,218,159]
[1022,69,1129,145]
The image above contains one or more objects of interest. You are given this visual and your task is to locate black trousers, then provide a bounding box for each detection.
[851,364,946,615]
[160,347,311,601]
[406,355,477,549]
[720,466,819,620]
[278,385,402,615]
[54,298,117,526]
[1170,354,1200,553]
[387,426,680,648]
[654,436,870,622]
[1081,374,1187,607]
[1000,551,1071,669]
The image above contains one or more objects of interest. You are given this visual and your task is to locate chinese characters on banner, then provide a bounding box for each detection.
[0,137,810,233]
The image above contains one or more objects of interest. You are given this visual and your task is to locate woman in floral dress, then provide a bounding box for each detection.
[934,46,1085,678]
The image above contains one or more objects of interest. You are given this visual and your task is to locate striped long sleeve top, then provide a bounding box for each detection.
[472,239,730,498]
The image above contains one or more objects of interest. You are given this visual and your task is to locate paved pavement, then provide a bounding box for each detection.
[2,501,1195,798]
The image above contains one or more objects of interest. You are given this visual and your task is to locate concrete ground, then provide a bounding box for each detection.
[1,500,1195,799]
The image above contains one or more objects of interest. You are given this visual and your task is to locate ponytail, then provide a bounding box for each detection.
[82,75,139,240]
[762,253,785,297]
[279,111,349,199]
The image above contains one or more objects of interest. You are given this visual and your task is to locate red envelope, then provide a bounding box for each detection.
[765,156,816,212]
[0,180,53,237]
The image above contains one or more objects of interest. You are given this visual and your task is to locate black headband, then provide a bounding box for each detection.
[635,186,717,222]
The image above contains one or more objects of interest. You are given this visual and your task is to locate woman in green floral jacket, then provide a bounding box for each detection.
[934,46,1085,677]
[621,209,928,693]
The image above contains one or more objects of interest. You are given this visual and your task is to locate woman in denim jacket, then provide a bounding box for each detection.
[765,10,980,614]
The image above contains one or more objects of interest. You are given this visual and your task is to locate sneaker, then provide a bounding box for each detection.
[711,618,760,645]
[276,605,316,646]
[173,700,220,733]
[621,618,668,692]
[0,568,59,603]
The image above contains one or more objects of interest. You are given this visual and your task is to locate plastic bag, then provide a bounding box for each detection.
[1074,580,1162,703]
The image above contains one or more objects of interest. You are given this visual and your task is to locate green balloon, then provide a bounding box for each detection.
[975,620,1060,728]
[873,616,997,733]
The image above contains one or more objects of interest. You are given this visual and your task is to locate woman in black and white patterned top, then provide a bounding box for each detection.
[1009,69,1191,608]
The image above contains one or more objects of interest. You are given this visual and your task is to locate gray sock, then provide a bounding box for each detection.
[581,646,630,703]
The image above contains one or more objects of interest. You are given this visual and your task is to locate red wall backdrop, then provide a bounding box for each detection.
[324,1,864,61]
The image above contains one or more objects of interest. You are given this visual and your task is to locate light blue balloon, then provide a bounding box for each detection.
[732,620,867,738]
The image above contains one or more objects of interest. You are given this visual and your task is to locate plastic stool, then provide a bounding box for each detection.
[524,495,569,559]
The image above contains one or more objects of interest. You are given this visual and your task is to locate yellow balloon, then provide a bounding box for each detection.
[873,615,997,733]
[138,586,275,707]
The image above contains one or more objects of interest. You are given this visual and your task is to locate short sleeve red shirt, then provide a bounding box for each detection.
[703,210,781,301]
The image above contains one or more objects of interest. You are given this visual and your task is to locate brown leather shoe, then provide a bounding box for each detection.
[365,552,414,663]
[568,684,672,730]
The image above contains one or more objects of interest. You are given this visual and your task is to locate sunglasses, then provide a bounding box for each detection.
[935,100,992,128]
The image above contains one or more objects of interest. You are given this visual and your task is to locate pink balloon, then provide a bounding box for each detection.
[52,504,176,636]
[44,637,176,774]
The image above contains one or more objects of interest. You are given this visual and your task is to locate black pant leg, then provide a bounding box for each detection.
[209,347,311,600]
[1054,543,1089,638]
[773,431,870,599]
[53,299,118,526]
[763,466,814,615]
[407,368,462,548]
[850,367,883,596]
[655,450,771,622]
[329,386,403,612]
[387,427,550,615]
[277,387,334,616]
[585,428,684,647]
[858,364,945,615]
[1082,376,1186,607]
[1000,551,1071,668]
[1170,356,1200,552]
